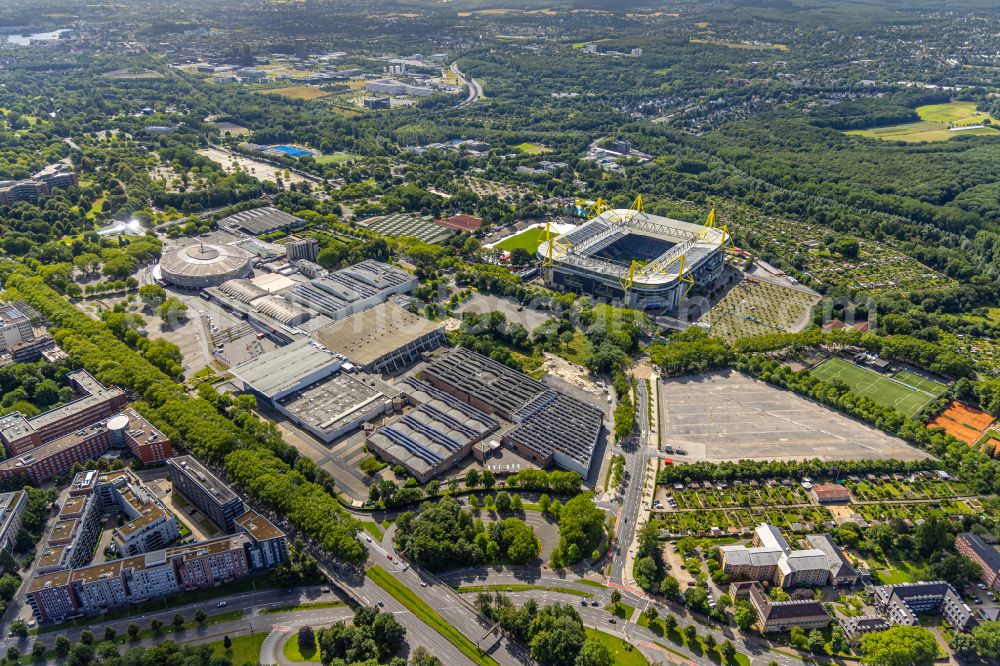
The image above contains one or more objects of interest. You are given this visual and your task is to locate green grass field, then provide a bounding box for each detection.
[209,633,267,665]
[283,634,322,662]
[514,142,552,154]
[847,101,998,142]
[494,227,547,254]
[584,628,649,666]
[315,151,360,164]
[810,357,947,417]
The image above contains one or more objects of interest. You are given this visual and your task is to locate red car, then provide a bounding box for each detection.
[386,554,393,561]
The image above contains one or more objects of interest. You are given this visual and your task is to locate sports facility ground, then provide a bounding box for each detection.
[810,357,948,418]
[927,401,996,445]
[659,370,930,463]
[494,227,548,254]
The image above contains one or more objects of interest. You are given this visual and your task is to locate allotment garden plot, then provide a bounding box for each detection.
[659,370,931,463]
[810,357,948,418]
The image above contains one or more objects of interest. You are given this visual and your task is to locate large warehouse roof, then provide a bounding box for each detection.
[312,302,443,368]
[221,206,305,235]
[507,390,603,472]
[419,347,604,475]
[230,339,342,400]
[420,347,547,419]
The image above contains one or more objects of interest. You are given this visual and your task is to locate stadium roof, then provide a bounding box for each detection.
[538,209,725,284]
[221,206,305,235]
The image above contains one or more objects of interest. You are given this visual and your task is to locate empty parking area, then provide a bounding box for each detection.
[659,370,931,462]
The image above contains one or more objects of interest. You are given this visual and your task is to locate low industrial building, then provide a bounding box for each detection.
[955,532,1000,593]
[747,581,829,633]
[167,456,246,533]
[874,581,977,632]
[220,206,305,236]
[231,339,346,403]
[368,377,500,483]
[312,302,446,374]
[720,523,831,589]
[418,347,604,477]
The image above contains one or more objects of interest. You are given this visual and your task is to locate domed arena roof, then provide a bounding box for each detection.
[158,242,253,288]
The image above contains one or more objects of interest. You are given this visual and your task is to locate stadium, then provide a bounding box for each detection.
[537,199,728,311]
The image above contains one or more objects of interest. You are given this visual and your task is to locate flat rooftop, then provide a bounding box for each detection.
[277,372,398,437]
[231,339,342,400]
[167,455,239,506]
[312,301,444,367]
[506,390,604,471]
[235,509,284,541]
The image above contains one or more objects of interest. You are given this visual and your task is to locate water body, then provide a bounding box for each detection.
[5,29,71,46]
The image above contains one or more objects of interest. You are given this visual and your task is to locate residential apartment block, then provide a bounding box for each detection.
[720,523,832,589]
[0,166,77,206]
[0,399,171,484]
[0,303,34,353]
[874,581,978,633]
[0,490,27,553]
[747,581,830,633]
[26,513,286,623]
[166,456,245,532]
[955,532,1000,593]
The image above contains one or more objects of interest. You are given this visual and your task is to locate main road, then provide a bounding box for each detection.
[452,62,483,107]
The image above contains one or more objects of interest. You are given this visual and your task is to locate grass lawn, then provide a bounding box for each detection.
[605,601,636,621]
[576,579,606,589]
[261,86,330,100]
[315,152,360,164]
[208,632,267,664]
[283,634,322,662]
[585,628,649,665]
[360,521,383,540]
[87,194,107,220]
[456,584,592,598]
[810,357,945,417]
[847,101,998,142]
[261,600,347,614]
[367,565,498,666]
[514,142,552,154]
[876,558,927,584]
[494,227,547,254]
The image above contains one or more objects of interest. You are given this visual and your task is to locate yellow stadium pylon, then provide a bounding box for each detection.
[631,195,644,213]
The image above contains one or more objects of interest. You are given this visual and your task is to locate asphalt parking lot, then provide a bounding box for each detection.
[659,370,931,463]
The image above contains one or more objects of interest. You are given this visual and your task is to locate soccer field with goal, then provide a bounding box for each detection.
[810,357,948,418]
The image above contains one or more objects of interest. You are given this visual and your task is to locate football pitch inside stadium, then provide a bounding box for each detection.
[810,357,948,418]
